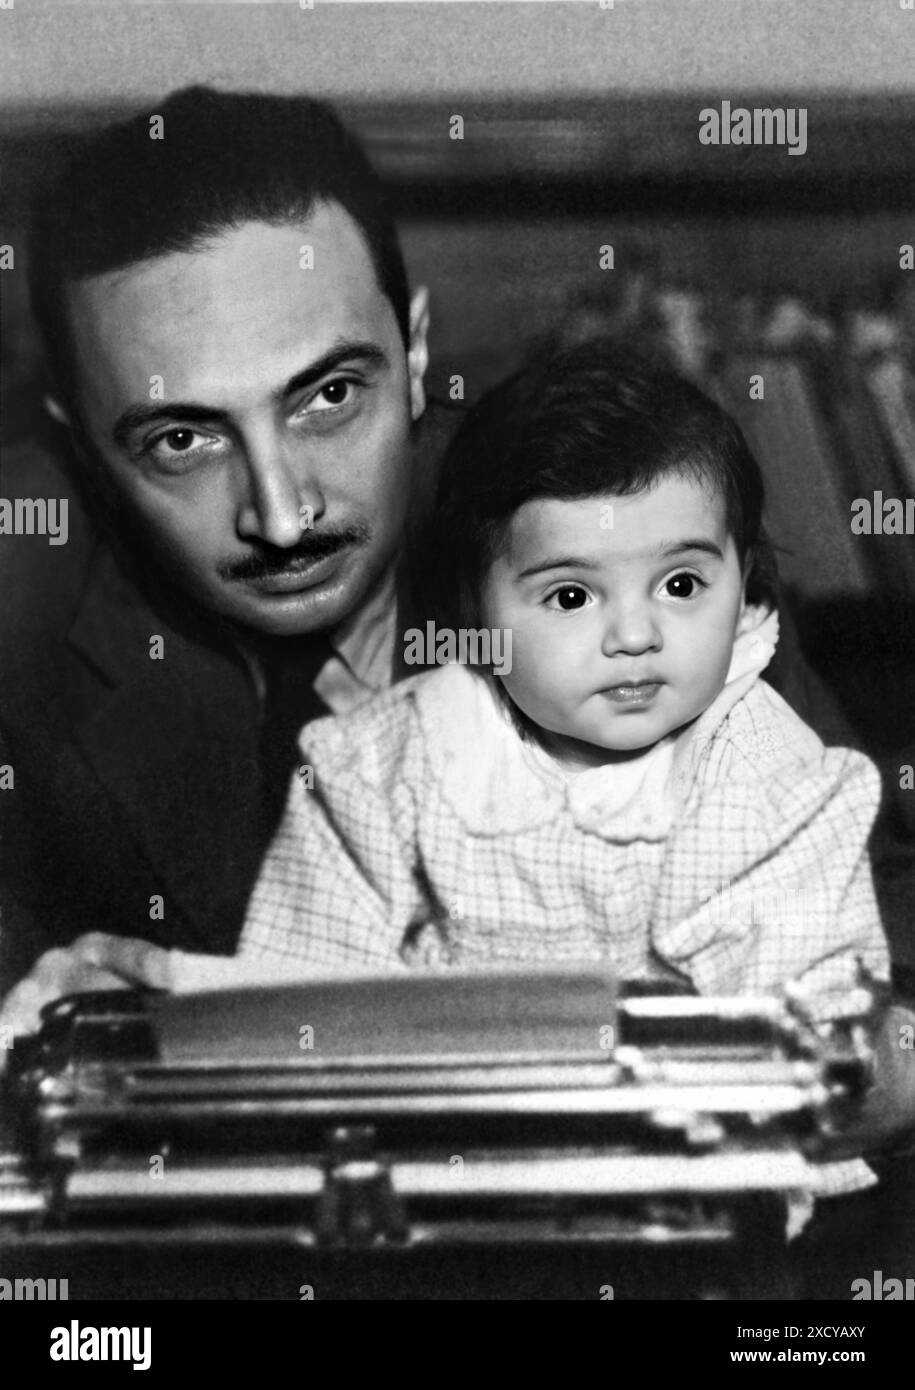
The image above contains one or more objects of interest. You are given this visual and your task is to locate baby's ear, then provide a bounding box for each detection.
[736,596,774,638]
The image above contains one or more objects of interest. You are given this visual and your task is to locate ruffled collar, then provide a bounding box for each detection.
[415,610,780,841]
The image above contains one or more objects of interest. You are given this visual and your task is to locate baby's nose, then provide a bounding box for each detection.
[599,603,662,656]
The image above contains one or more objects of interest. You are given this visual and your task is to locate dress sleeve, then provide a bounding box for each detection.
[239,689,431,974]
[652,744,890,1014]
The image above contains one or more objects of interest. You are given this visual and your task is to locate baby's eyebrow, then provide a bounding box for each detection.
[517,539,724,578]
[517,555,601,579]
[658,539,725,561]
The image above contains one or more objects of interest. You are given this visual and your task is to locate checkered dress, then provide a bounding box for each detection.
[241,661,888,1003]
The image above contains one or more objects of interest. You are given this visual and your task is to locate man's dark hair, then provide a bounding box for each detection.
[28,85,411,401]
[427,340,777,632]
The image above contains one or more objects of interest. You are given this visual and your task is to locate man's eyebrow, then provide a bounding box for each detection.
[113,401,228,449]
[516,539,724,579]
[112,339,389,449]
[282,340,388,400]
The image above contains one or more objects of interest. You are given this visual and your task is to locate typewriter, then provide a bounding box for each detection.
[0,970,874,1299]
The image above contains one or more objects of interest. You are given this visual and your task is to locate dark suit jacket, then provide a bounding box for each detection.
[0,403,459,988]
[0,399,899,991]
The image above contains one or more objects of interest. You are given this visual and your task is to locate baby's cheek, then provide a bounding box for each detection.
[683,652,731,717]
[500,655,546,710]
[501,654,564,724]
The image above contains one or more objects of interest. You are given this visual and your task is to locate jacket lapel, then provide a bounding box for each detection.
[67,546,264,946]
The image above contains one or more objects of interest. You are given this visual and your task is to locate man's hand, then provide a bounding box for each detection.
[820,999,915,1161]
[0,932,173,1048]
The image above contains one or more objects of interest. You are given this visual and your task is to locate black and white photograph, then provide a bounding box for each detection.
[1,0,915,1345]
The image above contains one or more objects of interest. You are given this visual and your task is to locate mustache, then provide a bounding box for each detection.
[219,525,369,582]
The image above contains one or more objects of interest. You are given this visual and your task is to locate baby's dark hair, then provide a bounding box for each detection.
[426,341,776,631]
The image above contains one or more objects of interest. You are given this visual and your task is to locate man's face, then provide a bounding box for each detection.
[482,473,759,769]
[62,205,427,636]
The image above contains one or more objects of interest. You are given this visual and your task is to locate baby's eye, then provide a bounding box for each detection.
[545,584,592,612]
[661,571,706,600]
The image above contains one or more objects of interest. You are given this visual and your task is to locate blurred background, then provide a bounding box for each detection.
[2,0,915,959]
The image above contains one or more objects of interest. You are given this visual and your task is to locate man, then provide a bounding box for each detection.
[0,86,454,1006]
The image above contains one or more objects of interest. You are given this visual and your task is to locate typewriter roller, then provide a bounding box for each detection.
[0,970,873,1298]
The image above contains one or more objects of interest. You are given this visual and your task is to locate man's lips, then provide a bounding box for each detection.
[239,550,344,595]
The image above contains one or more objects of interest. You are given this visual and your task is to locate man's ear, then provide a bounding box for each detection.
[43,393,71,428]
[44,395,122,517]
[45,393,91,472]
[407,285,430,422]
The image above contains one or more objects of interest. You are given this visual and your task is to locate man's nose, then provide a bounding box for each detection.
[600,598,662,657]
[235,431,324,548]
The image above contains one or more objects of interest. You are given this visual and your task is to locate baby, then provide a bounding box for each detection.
[237,343,889,1019]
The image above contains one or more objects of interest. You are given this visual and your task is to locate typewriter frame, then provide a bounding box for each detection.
[0,976,872,1298]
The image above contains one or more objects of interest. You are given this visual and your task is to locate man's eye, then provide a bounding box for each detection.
[545,585,591,612]
[308,379,355,411]
[146,428,217,469]
[159,429,199,453]
[662,571,706,600]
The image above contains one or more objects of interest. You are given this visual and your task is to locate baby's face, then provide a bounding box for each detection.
[482,472,757,768]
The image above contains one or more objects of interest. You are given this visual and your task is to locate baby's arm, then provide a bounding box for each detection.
[654,744,915,1155]
[653,745,887,992]
[167,950,396,992]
